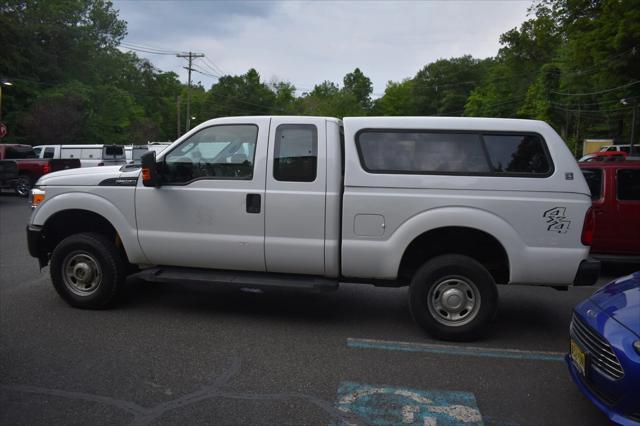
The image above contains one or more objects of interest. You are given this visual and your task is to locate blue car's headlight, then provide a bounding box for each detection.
[634,340,640,355]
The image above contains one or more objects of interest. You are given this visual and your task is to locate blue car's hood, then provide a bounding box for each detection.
[590,272,640,337]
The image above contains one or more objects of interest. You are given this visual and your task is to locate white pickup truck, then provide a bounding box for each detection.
[27,116,600,340]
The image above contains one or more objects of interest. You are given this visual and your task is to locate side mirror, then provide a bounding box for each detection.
[141,151,161,187]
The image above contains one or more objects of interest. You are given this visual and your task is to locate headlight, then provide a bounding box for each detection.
[634,340,640,355]
[30,188,46,209]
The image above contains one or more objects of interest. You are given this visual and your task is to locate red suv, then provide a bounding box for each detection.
[579,161,640,262]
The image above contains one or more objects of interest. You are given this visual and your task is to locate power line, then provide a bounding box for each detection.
[551,80,640,96]
[120,42,181,55]
[203,57,227,76]
[197,61,223,78]
[120,45,178,56]
[191,66,221,80]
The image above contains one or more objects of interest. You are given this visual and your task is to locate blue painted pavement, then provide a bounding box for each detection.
[334,381,483,426]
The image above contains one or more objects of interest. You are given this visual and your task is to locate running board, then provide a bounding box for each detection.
[131,267,339,292]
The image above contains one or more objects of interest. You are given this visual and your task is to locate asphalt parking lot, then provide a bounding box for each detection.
[1,193,637,425]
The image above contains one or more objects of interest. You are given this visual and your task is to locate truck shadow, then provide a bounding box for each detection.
[116,275,635,348]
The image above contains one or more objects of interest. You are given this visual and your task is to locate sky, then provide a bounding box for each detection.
[113,0,533,96]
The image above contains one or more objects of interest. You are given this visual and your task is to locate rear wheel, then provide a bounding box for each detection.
[15,175,32,197]
[409,254,498,341]
[50,233,126,309]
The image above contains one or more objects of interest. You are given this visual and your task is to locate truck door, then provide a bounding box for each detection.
[265,117,327,275]
[135,118,270,271]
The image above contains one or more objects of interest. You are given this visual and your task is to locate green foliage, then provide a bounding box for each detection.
[372,80,416,116]
[411,56,490,116]
[343,68,373,110]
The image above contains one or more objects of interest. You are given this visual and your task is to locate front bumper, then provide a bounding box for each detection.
[573,258,601,286]
[27,225,48,268]
[567,302,640,425]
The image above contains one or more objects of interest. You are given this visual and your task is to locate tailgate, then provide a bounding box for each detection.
[49,159,81,172]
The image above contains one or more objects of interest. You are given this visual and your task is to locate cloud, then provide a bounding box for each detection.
[113,0,531,95]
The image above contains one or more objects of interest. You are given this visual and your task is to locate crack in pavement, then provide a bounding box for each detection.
[1,357,368,426]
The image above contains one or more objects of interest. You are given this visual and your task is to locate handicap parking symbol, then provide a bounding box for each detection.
[334,381,483,425]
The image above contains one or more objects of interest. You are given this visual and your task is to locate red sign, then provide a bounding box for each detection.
[0,123,6,138]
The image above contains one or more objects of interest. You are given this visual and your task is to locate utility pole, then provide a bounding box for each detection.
[176,51,204,133]
[574,106,581,158]
[631,103,637,153]
[176,95,181,139]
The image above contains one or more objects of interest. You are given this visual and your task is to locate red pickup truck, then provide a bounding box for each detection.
[0,144,81,196]
[580,161,640,262]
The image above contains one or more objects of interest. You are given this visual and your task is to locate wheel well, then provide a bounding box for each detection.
[398,227,510,284]
[42,210,126,261]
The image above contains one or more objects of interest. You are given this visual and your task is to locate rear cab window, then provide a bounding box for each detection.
[273,124,318,182]
[43,147,55,159]
[356,130,553,176]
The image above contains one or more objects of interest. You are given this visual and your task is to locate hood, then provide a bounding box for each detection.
[590,272,640,337]
[36,165,141,186]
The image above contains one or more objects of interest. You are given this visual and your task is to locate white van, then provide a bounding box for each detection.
[124,145,149,164]
[33,145,126,167]
[147,142,172,156]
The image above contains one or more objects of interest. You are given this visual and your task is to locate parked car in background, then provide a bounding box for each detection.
[579,151,628,163]
[567,271,640,426]
[124,145,149,164]
[600,144,640,155]
[0,144,80,196]
[33,144,126,167]
[147,142,172,156]
[579,161,640,262]
[0,160,19,191]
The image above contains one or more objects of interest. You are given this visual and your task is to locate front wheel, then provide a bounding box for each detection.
[409,254,498,341]
[50,233,126,309]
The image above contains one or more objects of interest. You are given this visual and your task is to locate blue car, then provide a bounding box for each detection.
[567,271,640,425]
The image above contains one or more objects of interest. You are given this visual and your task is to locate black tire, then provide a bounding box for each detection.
[50,233,126,309]
[15,174,32,197]
[409,254,498,341]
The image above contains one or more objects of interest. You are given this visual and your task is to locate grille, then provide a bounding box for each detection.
[570,315,624,380]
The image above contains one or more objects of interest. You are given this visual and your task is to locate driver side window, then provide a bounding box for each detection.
[162,124,258,184]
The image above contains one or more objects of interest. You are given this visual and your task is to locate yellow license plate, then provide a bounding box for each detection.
[570,339,586,375]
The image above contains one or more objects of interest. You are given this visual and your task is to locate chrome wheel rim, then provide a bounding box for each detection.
[427,276,481,327]
[62,251,102,296]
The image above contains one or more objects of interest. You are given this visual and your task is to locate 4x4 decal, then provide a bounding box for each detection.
[543,207,571,233]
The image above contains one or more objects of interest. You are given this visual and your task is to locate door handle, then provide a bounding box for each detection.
[246,194,261,214]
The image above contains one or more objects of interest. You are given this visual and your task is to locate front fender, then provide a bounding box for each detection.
[31,191,148,264]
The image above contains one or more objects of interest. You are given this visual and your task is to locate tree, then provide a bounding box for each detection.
[20,82,91,145]
[372,79,417,116]
[297,80,365,117]
[204,69,276,117]
[343,68,373,110]
[413,56,489,116]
